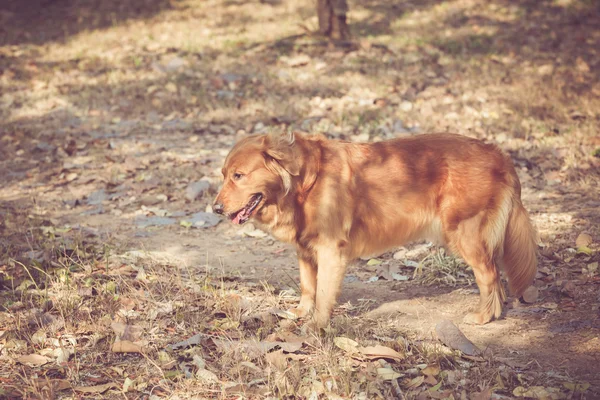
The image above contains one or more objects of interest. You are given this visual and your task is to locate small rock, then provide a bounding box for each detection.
[165,56,187,72]
[135,216,177,227]
[188,212,221,228]
[162,119,192,131]
[65,172,78,182]
[560,281,576,298]
[435,320,480,356]
[216,90,235,100]
[522,286,538,303]
[537,64,554,76]
[221,73,244,84]
[280,54,311,67]
[393,248,407,260]
[253,122,266,133]
[400,101,413,112]
[392,120,411,134]
[276,70,291,80]
[139,195,163,206]
[237,223,267,238]
[351,133,370,143]
[35,142,55,152]
[405,242,432,259]
[244,228,268,238]
[495,132,508,144]
[165,82,178,93]
[185,181,211,201]
[82,206,104,216]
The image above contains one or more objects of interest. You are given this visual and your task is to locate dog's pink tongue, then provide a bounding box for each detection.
[232,210,246,225]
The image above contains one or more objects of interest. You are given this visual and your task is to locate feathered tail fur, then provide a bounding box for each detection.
[502,198,538,296]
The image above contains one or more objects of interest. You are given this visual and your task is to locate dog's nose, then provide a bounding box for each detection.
[213,203,224,215]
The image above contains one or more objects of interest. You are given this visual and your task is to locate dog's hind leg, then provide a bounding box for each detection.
[447,215,506,324]
[289,253,317,318]
[463,258,505,325]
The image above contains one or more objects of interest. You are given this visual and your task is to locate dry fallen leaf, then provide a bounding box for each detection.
[272,309,299,320]
[196,368,219,383]
[212,338,302,357]
[265,331,306,344]
[358,344,404,361]
[122,377,135,393]
[265,349,288,370]
[169,333,211,350]
[111,321,146,353]
[576,233,593,248]
[110,322,143,341]
[376,264,410,281]
[577,246,593,256]
[334,337,359,353]
[53,347,73,364]
[377,367,403,380]
[404,375,425,389]
[17,354,52,366]
[31,329,47,345]
[112,340,145,353]
[73,383,117,393]
[423,374,438,386]
[422,364,441,376]
[473,388,492,400]
[513,385,565,399]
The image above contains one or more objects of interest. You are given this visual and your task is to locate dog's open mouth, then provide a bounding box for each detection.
[230,193,263,225]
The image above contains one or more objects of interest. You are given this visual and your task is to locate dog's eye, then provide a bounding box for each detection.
[232,173,244,181]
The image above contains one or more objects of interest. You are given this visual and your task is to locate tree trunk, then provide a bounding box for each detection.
[317,0,349,40]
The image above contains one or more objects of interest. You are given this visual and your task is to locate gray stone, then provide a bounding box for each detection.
[86,189,107,205]
[188,212,221,228]
[135,216,177,227]
[185,180,211,201]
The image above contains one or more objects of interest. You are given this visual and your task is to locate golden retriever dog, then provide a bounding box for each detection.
[213,131,538,330]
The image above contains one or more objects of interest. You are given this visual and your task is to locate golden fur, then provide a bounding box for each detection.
[214,131,538,329]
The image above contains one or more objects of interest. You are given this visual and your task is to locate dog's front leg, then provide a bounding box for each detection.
[311,243,348,329]
[289,252,317,318]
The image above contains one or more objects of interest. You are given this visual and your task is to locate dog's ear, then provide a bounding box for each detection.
[263,130,301,176]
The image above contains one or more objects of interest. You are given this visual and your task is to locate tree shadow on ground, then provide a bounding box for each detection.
[0,0,175,46]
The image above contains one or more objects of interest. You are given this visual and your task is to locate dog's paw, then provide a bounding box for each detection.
[288,306,311,319]
[300,320,325,336]
[299,312,332,335]
[463,311,491,325]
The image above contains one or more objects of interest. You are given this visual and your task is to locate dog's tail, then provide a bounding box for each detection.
[501,198,538,296]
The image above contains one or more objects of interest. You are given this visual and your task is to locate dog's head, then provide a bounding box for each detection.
[213,131,302,224]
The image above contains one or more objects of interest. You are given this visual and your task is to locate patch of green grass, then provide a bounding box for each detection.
[435,34,495,56]
[413,248,472,286]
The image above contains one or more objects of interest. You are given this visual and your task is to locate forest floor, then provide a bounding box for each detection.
[1,0,600,398]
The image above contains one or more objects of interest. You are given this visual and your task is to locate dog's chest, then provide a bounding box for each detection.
[268,224,296,243]
[255,211,297,244]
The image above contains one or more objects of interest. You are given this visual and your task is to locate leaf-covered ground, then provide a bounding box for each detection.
[1,0,599,398]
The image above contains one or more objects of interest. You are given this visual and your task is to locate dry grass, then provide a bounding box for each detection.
[414,249,473,288]
[0,233,493,399]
